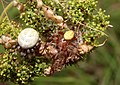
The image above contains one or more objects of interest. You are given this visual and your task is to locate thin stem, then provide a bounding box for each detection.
[79,22,108,37]
[95,39,107,47]
[0,0,13,23]
[3,0,9,4]
[1,0,10,20]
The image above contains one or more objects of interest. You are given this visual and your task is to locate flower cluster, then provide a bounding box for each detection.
[0,0,111,84]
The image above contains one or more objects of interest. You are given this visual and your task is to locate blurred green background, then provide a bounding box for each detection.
[0,0,120,85]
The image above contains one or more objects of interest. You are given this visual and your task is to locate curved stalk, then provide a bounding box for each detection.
[0,1,13,23]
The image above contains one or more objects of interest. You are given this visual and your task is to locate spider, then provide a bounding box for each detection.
[43,30,83,75]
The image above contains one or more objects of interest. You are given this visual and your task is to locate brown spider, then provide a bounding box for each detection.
[43,30,83,75]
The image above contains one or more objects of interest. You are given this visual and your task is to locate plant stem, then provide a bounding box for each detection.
[0,0,13,23]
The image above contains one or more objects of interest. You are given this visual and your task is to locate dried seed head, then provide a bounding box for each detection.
[4,42,12,49]
[42,6,54,19]
[17,4,25,12]
[1,35,11,43]
[47,46,58,55]
[53,15,63,23]
[9,40,17,45]
[57,22,63,27]
[78,44,93,54]
[57,23,68,28]
[44,66,51,75]
[64,30,75,40]
[39,44,45,54]
[37,0,43,8]
[13,0,19,7]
